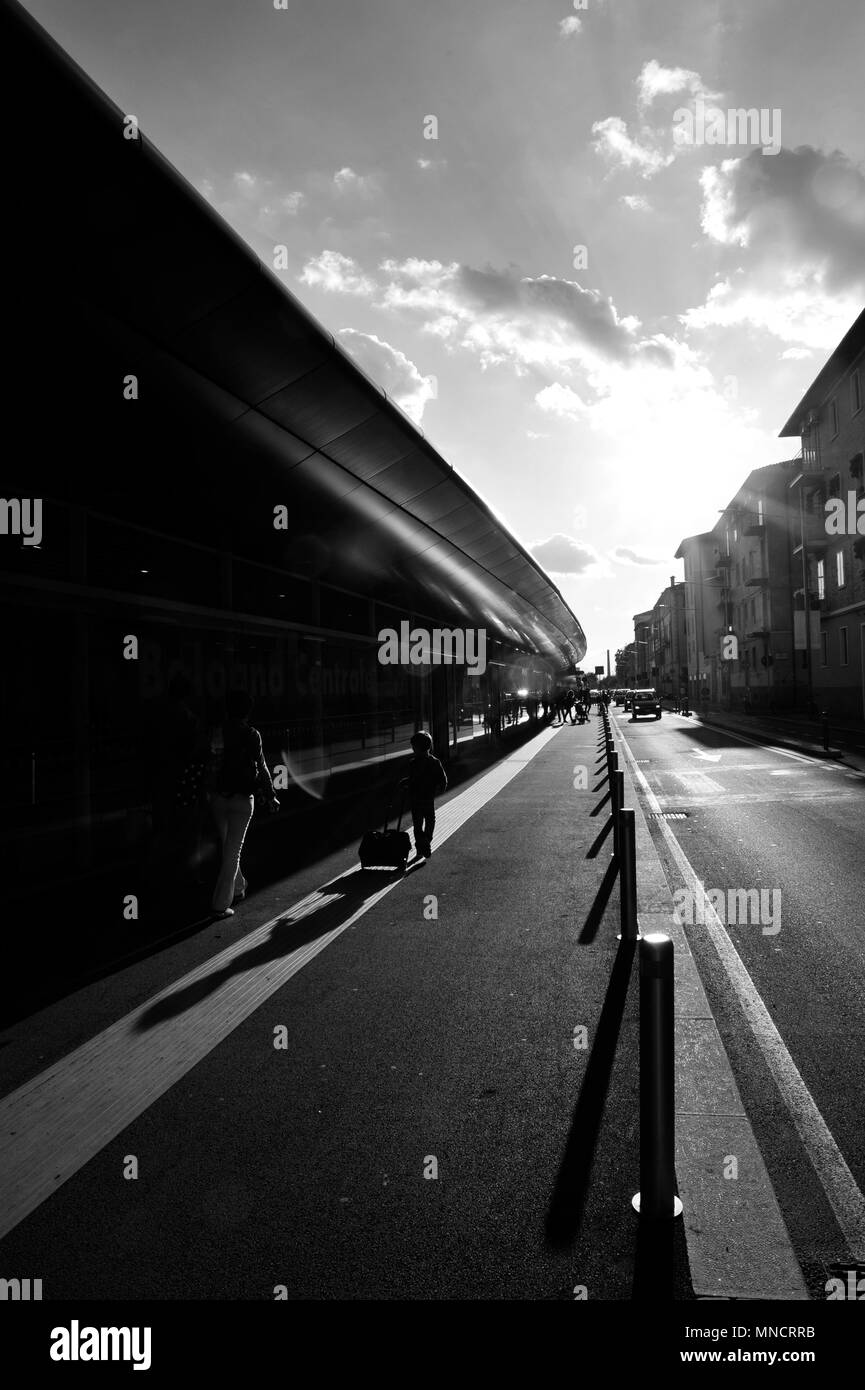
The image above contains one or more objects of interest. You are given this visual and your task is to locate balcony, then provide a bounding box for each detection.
[788,448,825,489]
[792,511,831,557]
[744,573,769,587]
[794,591,823,611]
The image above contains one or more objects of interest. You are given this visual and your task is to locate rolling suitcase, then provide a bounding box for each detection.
[358,790,412,871]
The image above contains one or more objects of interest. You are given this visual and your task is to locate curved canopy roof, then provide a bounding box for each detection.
[4,0,586,671]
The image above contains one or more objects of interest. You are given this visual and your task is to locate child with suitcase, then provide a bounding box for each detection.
[399,730,448,859]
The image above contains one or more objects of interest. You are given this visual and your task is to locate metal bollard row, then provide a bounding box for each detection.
[601,710,682,1222]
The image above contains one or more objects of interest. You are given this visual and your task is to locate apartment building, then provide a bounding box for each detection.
[632,609,653,685]
[631,586,687,699]
[780,310,865,721]
[675,530,722,709]
[676,464,797,713]
[651,580,688,701]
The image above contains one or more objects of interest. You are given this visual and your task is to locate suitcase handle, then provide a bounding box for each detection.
[384,786,405,834]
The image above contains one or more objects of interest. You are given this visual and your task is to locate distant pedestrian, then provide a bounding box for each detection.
[399,730,448,858]
[209,690,279,917]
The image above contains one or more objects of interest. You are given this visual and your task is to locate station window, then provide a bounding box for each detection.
[852,371,861,416]
[840,627,849,666]
[87,517,218,606]
[829,398,838,437]
[375,603,406,637]
[232,563,313,624]
[817,559,825,600]
[757,497,764,525]
[836,549,846,589]
[0,496,72,581]
[821,631,829,666]
[320,586,370,636]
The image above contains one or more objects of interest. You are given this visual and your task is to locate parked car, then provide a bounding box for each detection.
[629,688,662,720]
[614,689,625,706]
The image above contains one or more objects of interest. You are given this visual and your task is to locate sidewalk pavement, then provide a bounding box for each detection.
[0,711,806,1299]
[660,699,865,772]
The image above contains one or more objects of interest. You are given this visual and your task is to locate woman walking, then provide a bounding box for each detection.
[210,690,279,917]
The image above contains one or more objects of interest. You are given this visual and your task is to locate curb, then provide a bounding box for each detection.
[608,713,809,1301]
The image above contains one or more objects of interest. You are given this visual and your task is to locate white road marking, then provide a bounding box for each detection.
[615,724,865,1261]
[676,771,725,796]
[0,725,561,1242]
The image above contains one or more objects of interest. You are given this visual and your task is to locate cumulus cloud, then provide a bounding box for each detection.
[621,194,652,211]
[559,15,582,38]
[377,257,674,373]
[611,547,662,566]
[299,249,376,296]
[280,191,306,215]
[698,146,865,282]
[530,534,602,576]
[417,157,447,172]
[684,145,865,347]
[593,60,724,180]
[333,166,380,198]
[591,116,675,179]
[201,170,307,240]
[337,329,437,423]
[535,383,588,418]
[636,59,718,112]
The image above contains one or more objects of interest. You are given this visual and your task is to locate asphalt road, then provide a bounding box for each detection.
[614,705,865,1297]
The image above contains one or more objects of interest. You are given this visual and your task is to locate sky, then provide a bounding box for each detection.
[25,0,865,670]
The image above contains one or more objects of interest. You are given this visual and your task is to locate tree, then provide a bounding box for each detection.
[615,643,636,682]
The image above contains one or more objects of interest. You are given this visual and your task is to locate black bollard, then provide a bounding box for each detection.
[632,934,683,1219]
[617,809,639,941]
[613,769,624,858]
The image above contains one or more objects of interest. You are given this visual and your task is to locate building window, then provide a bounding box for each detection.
[840,627,849,665]
[757,497,764,525]
[821,631,829,666]
[829,399,838,437]
[852,370,862,416]
[836,549,846,589]
[817,558,825,599]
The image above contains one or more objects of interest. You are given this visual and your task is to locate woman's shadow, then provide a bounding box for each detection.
[133,860,423,1033]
